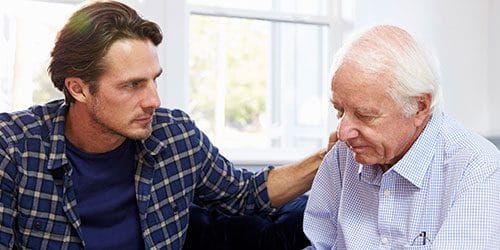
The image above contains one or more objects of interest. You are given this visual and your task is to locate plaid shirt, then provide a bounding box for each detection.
[0,100,273,249]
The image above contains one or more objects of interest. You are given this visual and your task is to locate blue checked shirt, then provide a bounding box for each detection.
[304,111,500,249]
[0,100,274,249]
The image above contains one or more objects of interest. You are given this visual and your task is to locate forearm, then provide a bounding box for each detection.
[266,148,326,207]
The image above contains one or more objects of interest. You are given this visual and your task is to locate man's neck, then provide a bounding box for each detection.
[379,114,432,173]
[64,104,125,154]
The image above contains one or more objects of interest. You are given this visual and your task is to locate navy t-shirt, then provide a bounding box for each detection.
[66,139,144,249]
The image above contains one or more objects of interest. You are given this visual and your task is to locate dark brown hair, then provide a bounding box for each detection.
[48,0,163,103]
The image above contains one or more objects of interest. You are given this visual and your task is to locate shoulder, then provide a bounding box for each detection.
[436,113,500,188]
[439,113,499,164]
[153,108,193,125]
[152,108,196,131]
[0,100,66,147]
[146,108,215,161]
[316,142,356,182]
[150,108,202,142]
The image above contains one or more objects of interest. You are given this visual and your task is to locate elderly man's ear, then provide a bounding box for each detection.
[414,93,432,127]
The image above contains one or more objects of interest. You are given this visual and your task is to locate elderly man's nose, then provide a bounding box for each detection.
[337,117,358,141]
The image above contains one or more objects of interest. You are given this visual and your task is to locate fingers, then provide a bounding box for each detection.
[327,131,338,151]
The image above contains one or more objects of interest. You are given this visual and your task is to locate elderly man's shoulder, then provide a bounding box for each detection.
[439,113,499,174]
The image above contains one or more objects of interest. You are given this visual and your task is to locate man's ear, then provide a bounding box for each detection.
[413,93,432,127]
[65,77,89,103]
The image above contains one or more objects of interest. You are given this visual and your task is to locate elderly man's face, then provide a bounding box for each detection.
[331,62,425,169]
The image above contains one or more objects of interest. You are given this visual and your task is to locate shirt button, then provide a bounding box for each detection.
[383,189,391,197]
[381,237,389,245]
[34,221,42,230]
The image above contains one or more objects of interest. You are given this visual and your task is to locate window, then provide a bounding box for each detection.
[187,0,334,164]
[0,0,338,165]
[0,1,78,112]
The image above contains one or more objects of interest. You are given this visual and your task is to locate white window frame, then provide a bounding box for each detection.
[175,1,342,166]
[1,0,345,166]
[157,0,346,166]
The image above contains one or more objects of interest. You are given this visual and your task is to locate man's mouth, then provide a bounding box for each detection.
[348,143,369,153]
[135,115,153,125]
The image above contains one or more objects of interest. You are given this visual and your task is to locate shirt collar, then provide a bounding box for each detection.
[45,101,167,171]
[358,164,384,186]
[357,112,444,188]
[46,100,70,170]
[390,112,443,189]
[140,121,167,157]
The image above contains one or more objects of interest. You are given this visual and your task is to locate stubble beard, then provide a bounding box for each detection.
[89,98,153,141]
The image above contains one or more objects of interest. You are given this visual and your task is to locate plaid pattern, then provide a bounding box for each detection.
[0,100,273,249]
[304,112,500,249]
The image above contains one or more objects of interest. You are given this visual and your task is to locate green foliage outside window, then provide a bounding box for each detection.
[189,15,268,134]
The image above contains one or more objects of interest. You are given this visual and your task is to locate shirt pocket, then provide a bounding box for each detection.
[17,213,75,248]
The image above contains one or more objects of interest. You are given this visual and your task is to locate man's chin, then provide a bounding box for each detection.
[354,154,376,166]
[125,127,153,140]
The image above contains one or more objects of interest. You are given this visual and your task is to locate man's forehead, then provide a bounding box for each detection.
[331,82,390,115]
[332,97,379,113]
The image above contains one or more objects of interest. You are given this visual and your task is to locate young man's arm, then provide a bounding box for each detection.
[266,132,337,207]
[0,145,17,248]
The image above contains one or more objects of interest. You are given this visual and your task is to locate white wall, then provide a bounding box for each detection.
[489,0,500,136]
[343,0,497,136]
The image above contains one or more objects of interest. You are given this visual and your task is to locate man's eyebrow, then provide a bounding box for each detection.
[121,68,163,84]
[356,107,379,115]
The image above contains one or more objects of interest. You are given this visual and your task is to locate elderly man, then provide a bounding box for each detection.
[304,25,500,249]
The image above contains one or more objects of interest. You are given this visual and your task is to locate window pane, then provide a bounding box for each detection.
[189,15,327,150]
[280,0,327,15]
[189,15,270,148]
[188,0,326,15]
[0,9,16,111]
[1,1,73,112]
[188,0,271,12]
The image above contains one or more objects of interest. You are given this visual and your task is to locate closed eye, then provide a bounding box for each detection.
[356,113,377,123]
[335,109,344,119]
[331,101,344,119]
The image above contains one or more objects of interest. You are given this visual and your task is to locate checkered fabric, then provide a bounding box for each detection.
[304,112,500,249]
[0,99,273,249]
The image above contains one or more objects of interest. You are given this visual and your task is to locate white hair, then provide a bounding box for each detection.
[330,25,443,116]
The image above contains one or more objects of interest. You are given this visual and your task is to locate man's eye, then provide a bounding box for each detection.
[127,82,141,88]
[357,113,376,122]
[336,110,344,118]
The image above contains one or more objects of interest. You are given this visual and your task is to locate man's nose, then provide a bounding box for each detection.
[337,116,359,142]
[143,81,161,109]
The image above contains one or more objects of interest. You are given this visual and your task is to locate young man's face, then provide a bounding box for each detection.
[87,38,162,140]
[331,62,424,169]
